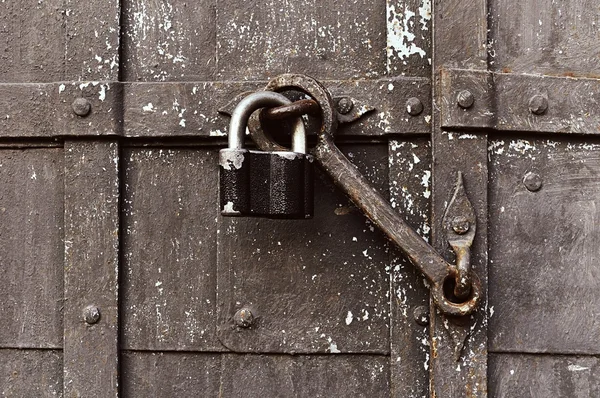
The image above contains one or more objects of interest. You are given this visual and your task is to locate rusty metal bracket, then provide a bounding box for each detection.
[241,74,481,317]
[440,68,600,134]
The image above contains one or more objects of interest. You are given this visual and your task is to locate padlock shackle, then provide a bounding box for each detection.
[229,91,306,153]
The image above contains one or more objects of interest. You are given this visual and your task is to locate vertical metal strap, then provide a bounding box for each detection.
[64,141,120,397]
[431,0,490,396]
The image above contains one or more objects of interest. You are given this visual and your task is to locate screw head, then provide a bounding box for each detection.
[233,308,254,328]
[83,305,101,325]
[72,98,91,117]
[451,216,471,235]
[528,95,548,115]
[337,97,354,115]
[406,97,424,116]
[523,171,542,192]
[413,306,429,326]
[457,90,475,109]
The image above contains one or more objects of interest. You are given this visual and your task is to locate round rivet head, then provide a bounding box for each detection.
[523,172,543,192]
[406,97,424,116]
[83,305,101,325]
[451,216,471,235]
[234,308,254,328]
[528,95,548,115]
[413,306,429,326]
[72,98,91,117]
[457,90,475,109]
[337,97,354,115]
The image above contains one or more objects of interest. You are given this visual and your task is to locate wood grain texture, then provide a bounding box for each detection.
[489,0,600,77]
[122,148,223,351]
[216,0,387,80]
[64,141,120,397]
[0,349,63,397]
[220,354,390,397]
[0,0,120,82]
[388,138,431,398]
[489,354,600,398]
[0,149,64,349]
[489,137,600,354]
[121,0,216,81]
[217,144,391,354]
[121,352,221,397]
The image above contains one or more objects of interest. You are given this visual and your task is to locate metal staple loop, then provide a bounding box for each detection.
[261,98,320,121]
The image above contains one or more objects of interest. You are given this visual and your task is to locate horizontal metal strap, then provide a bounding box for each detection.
[441,68,600,134]
[0,79,431,138]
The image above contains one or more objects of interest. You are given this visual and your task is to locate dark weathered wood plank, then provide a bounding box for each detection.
[488,137,600,354]
[489,0,600,78]
[0,349,63,397]
[489,354,600,398]
[121,351,221,397]
[432,0,489,396]
[220,354,390,397]
[121,148,222,351]
[63,141,120,397]
[217,144,390,354]
[388,138,431,398]
[0,1,65,82]
[121,0,216,81]
[0,0,120,82]
[386,0,432,77]
[0,149,64,349]
[64,0,120,81]
[216,0,387,80]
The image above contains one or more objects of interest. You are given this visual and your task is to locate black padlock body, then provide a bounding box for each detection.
[219,149,314,219]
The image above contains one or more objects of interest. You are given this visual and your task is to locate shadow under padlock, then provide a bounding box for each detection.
[219,91,314,219]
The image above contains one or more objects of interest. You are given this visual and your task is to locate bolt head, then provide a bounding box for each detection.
[523,171,542,192]
[406,97,424,116]
[457,90,475,109]
[413,306,429,326]
[451,216,471,235]
[234,308,254,328]
[83,305,101,325]
[72,98,91,117]
[337,97,354,115]
[529,95,548,115]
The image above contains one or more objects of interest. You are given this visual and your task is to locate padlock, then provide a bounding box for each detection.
[219,91,314,219]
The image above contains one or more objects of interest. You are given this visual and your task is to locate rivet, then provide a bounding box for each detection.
[457,90,475,109]
[451,216,470,235]
[406,97,424,116]
[72,98,91,117]
[83,305,101,325]
[233,307,254,328]
[528,95,548,115]
[413,306,429,326]
[523,171,542,192]
[337,97,354,115]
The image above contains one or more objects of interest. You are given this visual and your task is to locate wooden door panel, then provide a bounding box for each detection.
[0,349,63,397]
[122,148,223,351]
[490,0,600,77]
[219,354,391,397]
[0,149,64,349]
[489,354,600,397]
[489,137,600,354]
[121,352,221,397]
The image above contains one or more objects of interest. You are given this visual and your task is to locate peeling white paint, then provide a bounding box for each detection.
[345,311,354,325]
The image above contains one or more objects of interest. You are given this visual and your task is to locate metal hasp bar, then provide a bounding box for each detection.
[248,74,482,317]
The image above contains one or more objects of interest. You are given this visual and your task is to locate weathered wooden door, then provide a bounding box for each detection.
[1,1,599,397]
